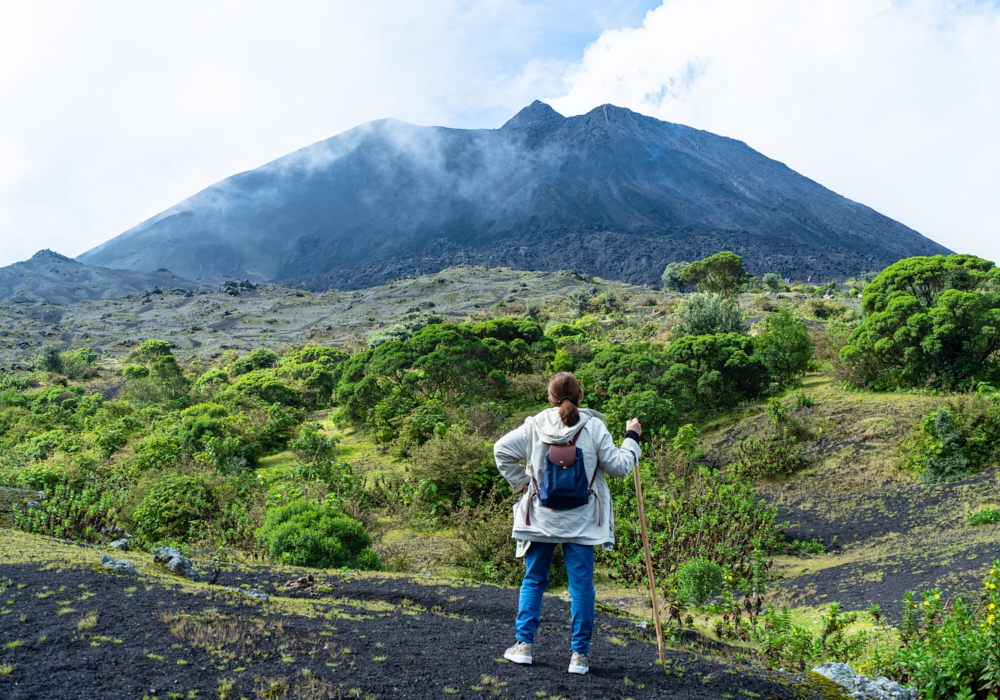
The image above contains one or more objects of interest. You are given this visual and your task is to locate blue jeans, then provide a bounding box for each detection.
[515,542,595,654]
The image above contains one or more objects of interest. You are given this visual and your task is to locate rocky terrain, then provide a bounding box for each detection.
[0,265,653,366]
[77,101,950,289]
[0,250,200,305]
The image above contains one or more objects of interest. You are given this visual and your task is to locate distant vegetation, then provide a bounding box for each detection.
[4,251,1000,696]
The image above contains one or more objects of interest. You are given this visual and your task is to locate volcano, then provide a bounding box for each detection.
[78,102,949,288]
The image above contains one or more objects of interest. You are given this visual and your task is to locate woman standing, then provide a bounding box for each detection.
[493,371,641,675]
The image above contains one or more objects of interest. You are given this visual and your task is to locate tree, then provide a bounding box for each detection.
[681,252,753,297]
[661,261,689,292]
[840,254,1000,390]
[762,273,783,293]
[567,289,592,318]
[674,293,745,336]
[754,308,813,386]
[37,344,63,373]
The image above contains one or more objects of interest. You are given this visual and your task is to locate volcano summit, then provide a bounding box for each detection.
[78,102,949,289]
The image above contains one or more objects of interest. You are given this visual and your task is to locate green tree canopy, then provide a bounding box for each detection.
[681,252,753,297]
[841,254,1000,390]
[661,261,689,292]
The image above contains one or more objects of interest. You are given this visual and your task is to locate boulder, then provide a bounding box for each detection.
[109,538,131,551]
[224,586,269,602]
[99,554,137,576]
[812,662,917,700]
[152,546,203,582]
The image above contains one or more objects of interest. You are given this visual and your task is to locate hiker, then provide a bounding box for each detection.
[493,371,642,675]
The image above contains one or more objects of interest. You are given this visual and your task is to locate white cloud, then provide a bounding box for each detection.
[549,0,1000,265]
[0,0,656,267]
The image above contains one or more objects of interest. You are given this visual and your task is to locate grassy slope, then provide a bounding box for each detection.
[702,373,1000,618]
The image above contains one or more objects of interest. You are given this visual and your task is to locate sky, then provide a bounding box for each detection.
[1,0,998,268]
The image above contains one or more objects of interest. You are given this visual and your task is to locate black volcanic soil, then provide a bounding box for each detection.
[0,560,835,700]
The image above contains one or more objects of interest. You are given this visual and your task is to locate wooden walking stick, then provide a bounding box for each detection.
[633,464,666,666]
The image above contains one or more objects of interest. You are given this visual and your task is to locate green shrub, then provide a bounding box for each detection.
[60,347,98,378]
[133,475,217,543]
[762,273,783,293]
[735,402,809,480]
[567,289,592,318]
[840,254,1000,390]
[256,500,380,569]
[225,370,303,407]
[603,439,780,593]
[603,390,675,437]
[663,333,768,410]
[14,483,125,544]
[912,408,970,483]
[872,563,1000,699]
[673,292,745,337]
[968,508,1000,526]
[227,348,278,376]
[676,557,724,605]
[753,308,814,387]
[16,463,67,491]
[409,427,497,507]
[37,344,64,373]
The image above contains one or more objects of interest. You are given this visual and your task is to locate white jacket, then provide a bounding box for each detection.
[493,407,641,553]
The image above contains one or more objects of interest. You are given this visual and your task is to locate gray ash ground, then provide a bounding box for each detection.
[0,560,831,700]
[772,468,1000,621]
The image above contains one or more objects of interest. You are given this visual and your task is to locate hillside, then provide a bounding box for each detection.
[0,249,200,305]
[0,266,650,365]
[77,101,949,289]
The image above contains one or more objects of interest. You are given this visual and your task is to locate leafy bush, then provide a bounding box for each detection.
[409,427,498,507]
[15,483,125,544]
[911,408,971,483]
[132,475,218,543]
[872,563,1000,699]
[806,298,844,320]
[367,313,442,348]
[603,439,780,592]
[968,508,1000,526]
[567,289,593,317]
[119,342,189,406]
[840,254,1000,390]
[256,500,380,569]
[663,333,768,410]
[726,602,867,671]
[227,348,278,376]
[735,401,809,480]
[753,308,814,387]
[603,390,676,437]
[37,344,64,373]
[676,557,724,605]
[762,273,783,292]
[673,293,745,337]
[225,370,303,407]
[15,463,67,491]
[661,261,689,293]
[60,347,99,379]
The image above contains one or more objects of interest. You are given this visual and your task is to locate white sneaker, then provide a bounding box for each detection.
[503,641,533,664]
[568,652,589,675]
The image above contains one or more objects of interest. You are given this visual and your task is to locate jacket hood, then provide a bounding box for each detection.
[533,407,606,444]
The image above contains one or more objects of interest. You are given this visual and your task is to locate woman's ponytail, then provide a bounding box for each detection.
[548,372,582,427]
